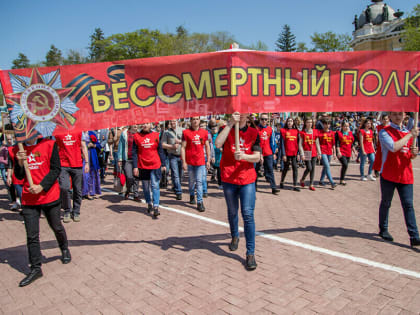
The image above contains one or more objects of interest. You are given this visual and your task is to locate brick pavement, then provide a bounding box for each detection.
[1,159,420,314]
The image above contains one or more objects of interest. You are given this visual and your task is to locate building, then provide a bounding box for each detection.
[350,0,405,51]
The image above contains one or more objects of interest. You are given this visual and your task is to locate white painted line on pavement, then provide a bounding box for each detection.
[102,188,420,279]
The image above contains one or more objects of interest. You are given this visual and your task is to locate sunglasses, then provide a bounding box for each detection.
[260,118,268,121]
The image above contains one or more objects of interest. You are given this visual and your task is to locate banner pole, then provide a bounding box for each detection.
[235,121,240,151]
[414,112,418,147]
[0,76,34,186]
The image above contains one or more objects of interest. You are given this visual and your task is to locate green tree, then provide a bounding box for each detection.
[63,49,87,65]
[403,4,420,51]
[310,31,351,52]
[296,42,309,52]
[12,53,30,69]
[45,45,63,66]
[209,31,236,51]
[275,24,296,52]
[89,28,106,62]
[246,40,268,51]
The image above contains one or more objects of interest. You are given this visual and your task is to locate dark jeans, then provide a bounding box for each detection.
[379,176,419,239]
[21,201,68,270]
[256,155,276,189]
[214,166,222,186]
[122,160,139,197]
[281,156,298,186]
[339,156,351,181]
[59,167,83,215]
[301,157,317,185]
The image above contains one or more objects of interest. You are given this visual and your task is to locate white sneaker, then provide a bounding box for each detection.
[368,174,376,181]
[10,202,19,211]
[361,176,368,181]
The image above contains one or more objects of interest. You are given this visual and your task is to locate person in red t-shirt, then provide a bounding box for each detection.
[256,113,279,195]
[55,132,89,223]
[335,121,355,185]
[298,117,320,191]
[14,137,71,287]
[215,112,261,270]
[280,117,300,191]
[378,112,420,247]
[359,119,376,181]
[133,123,166,218]
[181,117,210,212]
[318,118,337,189]
[373,114,390,177]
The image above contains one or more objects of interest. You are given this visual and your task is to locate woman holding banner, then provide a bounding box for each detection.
[13,137,71,287]
[298,118,320,191]
[215,112,261,270]
[133,123,166,218]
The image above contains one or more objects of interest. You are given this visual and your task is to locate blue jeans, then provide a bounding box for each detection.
[188,165,205,203]
[320,154,335,185]
[223,181,256,255]
[141,168,161,207]
[360,152,375,177]
[168,154,183,195]
[379,176,419,239]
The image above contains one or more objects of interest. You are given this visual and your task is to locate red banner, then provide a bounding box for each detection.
[0,50,419,140]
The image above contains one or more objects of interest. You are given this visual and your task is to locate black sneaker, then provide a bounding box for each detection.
[61,249,71,264]
[272,188,279,195]
[197,202,205,212]
[410,238,420,247]
[229,237,239,251]
[189,195,195,204]
[279,183,284,189]
[19,269,43,287]
[176,194,182,201]
[331,183,337,190]
[246,255,257,270]
[379,230,394,242]
[203,193,208,198]
[147,204,153,214]
[153,207,160,218]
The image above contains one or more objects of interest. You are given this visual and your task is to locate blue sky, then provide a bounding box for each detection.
[0,0,417,70]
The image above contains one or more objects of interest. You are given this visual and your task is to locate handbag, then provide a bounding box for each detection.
[303,131,314,160]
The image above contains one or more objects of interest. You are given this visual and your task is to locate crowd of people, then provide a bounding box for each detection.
[1,111,419,286]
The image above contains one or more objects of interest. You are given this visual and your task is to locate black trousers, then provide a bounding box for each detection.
[281,156,298,186]
[301,157,317,185]
[339,156,351,181]
[21,201,68,270]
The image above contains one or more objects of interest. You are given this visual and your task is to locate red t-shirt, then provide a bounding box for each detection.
[381,126,414,184]
[258,126,273,156]
[360,129,375,154]
[133,132,161,169]
[336,131,354,158]
[12,140,60,206]
[318,130,335,155]
[220,126,259,185]
[299,129,318,158]
[55,132,83,168]
[183,128,208,166]
[281,128,299,156]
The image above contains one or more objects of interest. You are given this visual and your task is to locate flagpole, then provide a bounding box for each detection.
[0,72,34,186]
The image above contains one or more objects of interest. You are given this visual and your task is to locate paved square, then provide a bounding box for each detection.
[1,159,420,314]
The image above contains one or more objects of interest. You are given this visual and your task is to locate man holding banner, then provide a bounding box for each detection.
[378,112,420,247]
